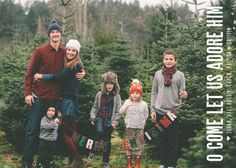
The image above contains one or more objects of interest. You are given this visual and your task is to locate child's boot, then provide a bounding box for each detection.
[103,162,110,168]
[70,155,84,168]
[83,152,96,163]
[36,162,43,168]
[134,155,141,168]
[126,155,132,168]
[48,161,56,168]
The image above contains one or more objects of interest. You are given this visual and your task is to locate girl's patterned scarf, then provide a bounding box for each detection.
[162,64,177,86]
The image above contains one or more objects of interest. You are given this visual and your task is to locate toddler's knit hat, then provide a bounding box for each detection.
[66,39,81,53]
[47,21,62,37]
[130,79,143,95]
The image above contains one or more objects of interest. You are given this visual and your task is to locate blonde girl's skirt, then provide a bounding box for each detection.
[123,128,145,151]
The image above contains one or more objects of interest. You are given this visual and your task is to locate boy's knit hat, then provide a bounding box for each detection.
[101,71,120,94]
[130,79,143,95]
[66,39,81,53]
[47,21,62,37]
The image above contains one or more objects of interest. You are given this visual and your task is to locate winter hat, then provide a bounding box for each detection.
[130,79,143,95]
[47,21,62,36]
[66,39,81,53]
[46,102,58,118]
[101,71,120,94]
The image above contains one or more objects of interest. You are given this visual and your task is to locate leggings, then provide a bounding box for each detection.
[61,117,78,157]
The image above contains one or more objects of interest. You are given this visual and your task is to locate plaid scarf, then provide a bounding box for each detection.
[162,64,177,86]
[98,93,114,127]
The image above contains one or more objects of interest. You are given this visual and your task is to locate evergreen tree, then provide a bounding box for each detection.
[145,4,208,165]
[75,40,107,138]
[106,33,136,99]
[179,0,236,167]
[0,0,25,42]
[0,38,36,151]
[26,0,51,35]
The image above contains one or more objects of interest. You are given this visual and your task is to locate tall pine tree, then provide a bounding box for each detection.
[106,33,136,98]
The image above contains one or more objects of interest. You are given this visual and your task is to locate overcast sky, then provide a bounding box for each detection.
[16,0,216,9]
[126,0,216,8]
[17,0,161,7]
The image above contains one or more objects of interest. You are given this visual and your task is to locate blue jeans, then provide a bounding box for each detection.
[21,98,58,166]
[95,117,113,163]
[59,98,78,119]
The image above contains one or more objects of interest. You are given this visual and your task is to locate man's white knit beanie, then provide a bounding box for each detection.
[66,39,81,53]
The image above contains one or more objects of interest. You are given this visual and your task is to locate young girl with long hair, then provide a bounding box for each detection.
[120,79,149,168]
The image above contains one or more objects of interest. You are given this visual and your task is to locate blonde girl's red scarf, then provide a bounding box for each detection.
[162,64,177,86]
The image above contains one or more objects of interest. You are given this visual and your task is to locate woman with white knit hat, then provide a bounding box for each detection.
[34,39,85,168]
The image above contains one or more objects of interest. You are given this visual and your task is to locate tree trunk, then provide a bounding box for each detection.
[78,0,83,35]
[37,16,43,33]
[82,0,88,40]
[73,0,79,33]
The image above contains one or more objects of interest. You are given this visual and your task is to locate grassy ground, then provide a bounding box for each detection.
[82,132,159,168]
[0,131,159,168]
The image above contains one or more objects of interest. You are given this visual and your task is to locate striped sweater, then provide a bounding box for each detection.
[39,116,58,141]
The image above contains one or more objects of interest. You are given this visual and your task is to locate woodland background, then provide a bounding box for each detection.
[0,0,236,167]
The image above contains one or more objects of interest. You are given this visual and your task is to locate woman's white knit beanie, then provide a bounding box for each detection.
[66,39,81,53]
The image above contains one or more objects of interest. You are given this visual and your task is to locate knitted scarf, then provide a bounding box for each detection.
[162,64,177,86]
[98,94,114,127]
